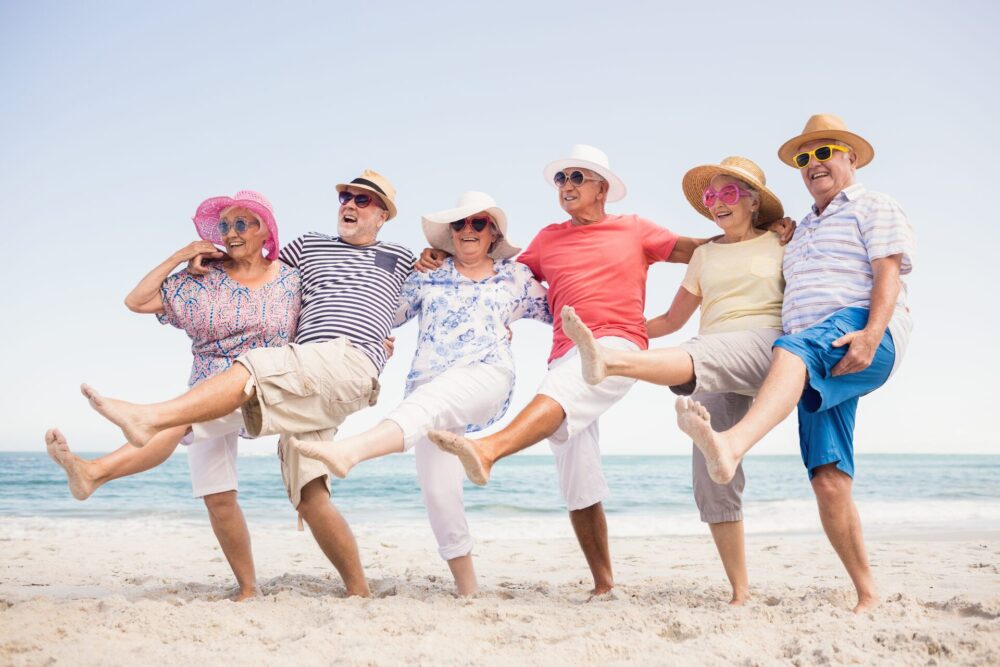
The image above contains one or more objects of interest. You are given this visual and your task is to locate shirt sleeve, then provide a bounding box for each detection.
[155,271,185,328]
[508,262,553,324]
[680,246,703,297]
[637,216,680,264]
[858,194,915,274]
[516,234,545,283]
[393,272,422,328]
[280,234,306,268]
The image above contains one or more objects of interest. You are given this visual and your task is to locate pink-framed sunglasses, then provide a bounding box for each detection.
[702,183,753,208]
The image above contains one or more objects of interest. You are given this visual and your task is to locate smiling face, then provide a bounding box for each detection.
[219,206,268,260]
[798,138,857,210]
[450,213,498,263]
[338,186,389,246]
[557,167,607,217]
[706,175,758,234]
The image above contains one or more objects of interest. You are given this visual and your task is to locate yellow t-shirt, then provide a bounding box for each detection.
[681,231,785,335]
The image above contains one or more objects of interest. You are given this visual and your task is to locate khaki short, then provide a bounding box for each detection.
[671,328,781,397]
[236,338,380,507]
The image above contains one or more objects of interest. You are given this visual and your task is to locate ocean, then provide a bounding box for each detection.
[2,452,998,539]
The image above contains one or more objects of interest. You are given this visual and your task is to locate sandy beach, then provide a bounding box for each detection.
[1,517,997,666]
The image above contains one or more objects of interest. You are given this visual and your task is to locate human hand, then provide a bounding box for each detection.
[383,336,396,359]
[831,330,879,376]
[767,217,797,245]
[415,247,448,273]
[183,241,226,276]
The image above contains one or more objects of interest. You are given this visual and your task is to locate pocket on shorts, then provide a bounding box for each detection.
[257,367,311,406]
[750,256,781,278]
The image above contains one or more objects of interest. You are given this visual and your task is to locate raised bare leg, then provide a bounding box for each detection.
[428,394,565,485]
[296,477,370,597]
[709,520,749,605]
[289,421,403,479]
[570,503,614,595]
[446,553,477,596]
[203,491,258,600]
[810,464,879,613]
[81,364,252,447]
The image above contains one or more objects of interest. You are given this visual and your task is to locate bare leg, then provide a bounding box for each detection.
[562,306,694,386]
[810,464,879,612]
[428,395,565,485]
[708,520,750,605]
[296,477,370,597]
[203,491,258,600]
[81,364,252,447]
[677,349,807,483]
[446,553,477,596]
[570,503,614,595]
[45,426,187,500]
[290,421,403,479]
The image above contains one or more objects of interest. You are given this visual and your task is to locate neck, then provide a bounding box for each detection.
[453,254,494,278]
[814,180,855,214]
[569,204,607,226]
[225,253,270,275]
[721,222,760,243]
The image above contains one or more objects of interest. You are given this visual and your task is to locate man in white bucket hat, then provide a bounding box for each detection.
[421,145,794,595]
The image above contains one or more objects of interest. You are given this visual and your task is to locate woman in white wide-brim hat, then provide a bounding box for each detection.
[559,156,788,605]
[291,191,551,595]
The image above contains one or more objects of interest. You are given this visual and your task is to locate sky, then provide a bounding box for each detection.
[1,0,998,456]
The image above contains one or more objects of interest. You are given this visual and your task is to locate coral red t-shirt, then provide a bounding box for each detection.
[518,214,678,363]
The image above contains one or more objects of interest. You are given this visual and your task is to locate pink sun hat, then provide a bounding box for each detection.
[192,190,279,258]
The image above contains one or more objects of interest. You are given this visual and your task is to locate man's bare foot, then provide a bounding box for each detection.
[80,384,157,448]
[561,306,607,385]
[288,437,352,479]
[853,593,880,613]
[675,397,739,484]
[44,429,98,500]
[730,591,750,606]
[232,588,260,602]
[427,430,491,486]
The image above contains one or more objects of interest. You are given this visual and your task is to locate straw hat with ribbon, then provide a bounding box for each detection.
[777,113,875,169]
[682,156,784,227]
[193,190,280,258]
[421,191,521,260]
[543,144,627,202]
[335,168,398,220]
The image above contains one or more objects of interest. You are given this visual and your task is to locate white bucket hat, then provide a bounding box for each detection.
[421,191,521,260]
[543,144,627,202]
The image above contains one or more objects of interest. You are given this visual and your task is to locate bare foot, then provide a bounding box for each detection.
[730,591,750,606]
[561,306,607,384]
[288,437,352,479]
[80,384,157,448]
[427,430,491,486]
[853,593,880,613]
[232,588,261,602]
[44,429,98,500]
[675,397,738,484]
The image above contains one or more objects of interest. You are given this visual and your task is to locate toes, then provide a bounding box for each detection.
[674,397,689,415]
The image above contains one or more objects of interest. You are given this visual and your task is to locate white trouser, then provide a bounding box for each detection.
[386,362,511,560]
[184,410,244,499]
[537,337,638,511]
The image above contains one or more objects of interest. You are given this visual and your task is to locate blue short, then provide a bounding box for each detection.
[773,307,895,479]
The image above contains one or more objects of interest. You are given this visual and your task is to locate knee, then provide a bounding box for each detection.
[296,477,331,519]
[811,465,852,504]
[203,491,239,520]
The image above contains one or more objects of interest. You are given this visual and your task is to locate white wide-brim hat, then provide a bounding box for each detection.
[543,144,627,202]
[421,191,521,260]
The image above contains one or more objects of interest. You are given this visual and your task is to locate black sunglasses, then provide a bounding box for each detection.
[450,217,491,232]
[339,191,384,209]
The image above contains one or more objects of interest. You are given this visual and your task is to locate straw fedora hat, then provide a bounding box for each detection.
[335,168,398,220]
[543,144,627,202]
[682,156,784,227]
[777,114,875,169]
[421,191,521,260]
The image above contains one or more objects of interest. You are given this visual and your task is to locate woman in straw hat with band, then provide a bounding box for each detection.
[560,156,785,605]
[45,190,300,601]
[290,191,550,596]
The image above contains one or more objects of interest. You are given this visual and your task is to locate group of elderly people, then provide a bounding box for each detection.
[47,113,914,612]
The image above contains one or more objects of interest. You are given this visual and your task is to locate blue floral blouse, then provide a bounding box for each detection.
[394,258,551,431]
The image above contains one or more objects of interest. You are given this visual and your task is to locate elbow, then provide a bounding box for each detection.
[123,296,142,313]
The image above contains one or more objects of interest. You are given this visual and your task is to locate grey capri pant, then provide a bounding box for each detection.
[691,392,752,523]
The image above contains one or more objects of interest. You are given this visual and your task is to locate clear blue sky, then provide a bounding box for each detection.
[2,0,997,454]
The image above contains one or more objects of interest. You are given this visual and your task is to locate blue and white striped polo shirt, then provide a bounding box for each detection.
[782,183,915,374]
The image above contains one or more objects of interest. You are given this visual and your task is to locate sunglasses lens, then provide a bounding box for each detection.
[718,185,738,205]
[702,189,716,207]
[569,171,585,186]
[357,194,374,208]
[338,191,352,205]
[553,172,567,187]
[450,221,465,232]
[217,222,229,235]
[794,153,810,168]
[471,218,490,232]
[815,146,833,161]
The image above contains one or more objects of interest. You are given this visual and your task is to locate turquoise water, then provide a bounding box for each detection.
[2,453,998,536]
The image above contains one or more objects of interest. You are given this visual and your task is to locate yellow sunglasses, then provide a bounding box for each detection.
[793,144,850,168]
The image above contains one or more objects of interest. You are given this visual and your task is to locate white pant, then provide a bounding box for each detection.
[387,363,511,560]
[184,410,243,499]
[537,337,638,511]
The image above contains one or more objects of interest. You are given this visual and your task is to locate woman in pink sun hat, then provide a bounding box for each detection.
[45,190,300,601]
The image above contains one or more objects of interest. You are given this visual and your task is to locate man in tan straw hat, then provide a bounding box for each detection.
[82,169,416,597]
[419,145,794,595]
[676,115,915,612]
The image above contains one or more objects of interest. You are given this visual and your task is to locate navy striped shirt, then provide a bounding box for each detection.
[280,233,415,374]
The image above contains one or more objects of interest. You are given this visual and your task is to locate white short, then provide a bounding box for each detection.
[185,410,244,499]
[537,337,638,511]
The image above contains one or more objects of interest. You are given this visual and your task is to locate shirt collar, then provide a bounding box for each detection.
[809,182,867,217]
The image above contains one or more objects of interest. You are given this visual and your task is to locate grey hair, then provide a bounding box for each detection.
[731,178,761,225]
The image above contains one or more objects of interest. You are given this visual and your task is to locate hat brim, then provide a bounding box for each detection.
[777,130,874,169]
[335,183,397,220]
[543,159,627,202]
[192,197,280,258]
[421,205,521,260]
[682,165,784,228]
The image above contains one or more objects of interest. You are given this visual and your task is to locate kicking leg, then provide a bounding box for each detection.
[290,421,403,479]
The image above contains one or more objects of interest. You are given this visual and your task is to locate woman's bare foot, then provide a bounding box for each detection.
[853,592,880,613]
[561,306,607,384]
[80,384,158,448]
[675,397,739,484]
[288,437,353,479]
[44,429,99,500]
[427,430,492,486]
[729,590,750,606]
[232,587,260,602]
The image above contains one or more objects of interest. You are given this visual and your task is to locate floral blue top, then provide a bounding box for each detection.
[394,258,551,431]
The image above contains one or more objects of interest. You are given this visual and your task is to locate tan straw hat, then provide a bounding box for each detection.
[682,156,784,227]
[335,168,398,220]
[777,113,875,169]
[421,191,521,260]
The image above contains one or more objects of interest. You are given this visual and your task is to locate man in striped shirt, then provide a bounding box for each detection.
[677,114,914,612]
[85,169,415,598]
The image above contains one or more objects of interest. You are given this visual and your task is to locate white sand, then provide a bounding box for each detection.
[1,518,997,666]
